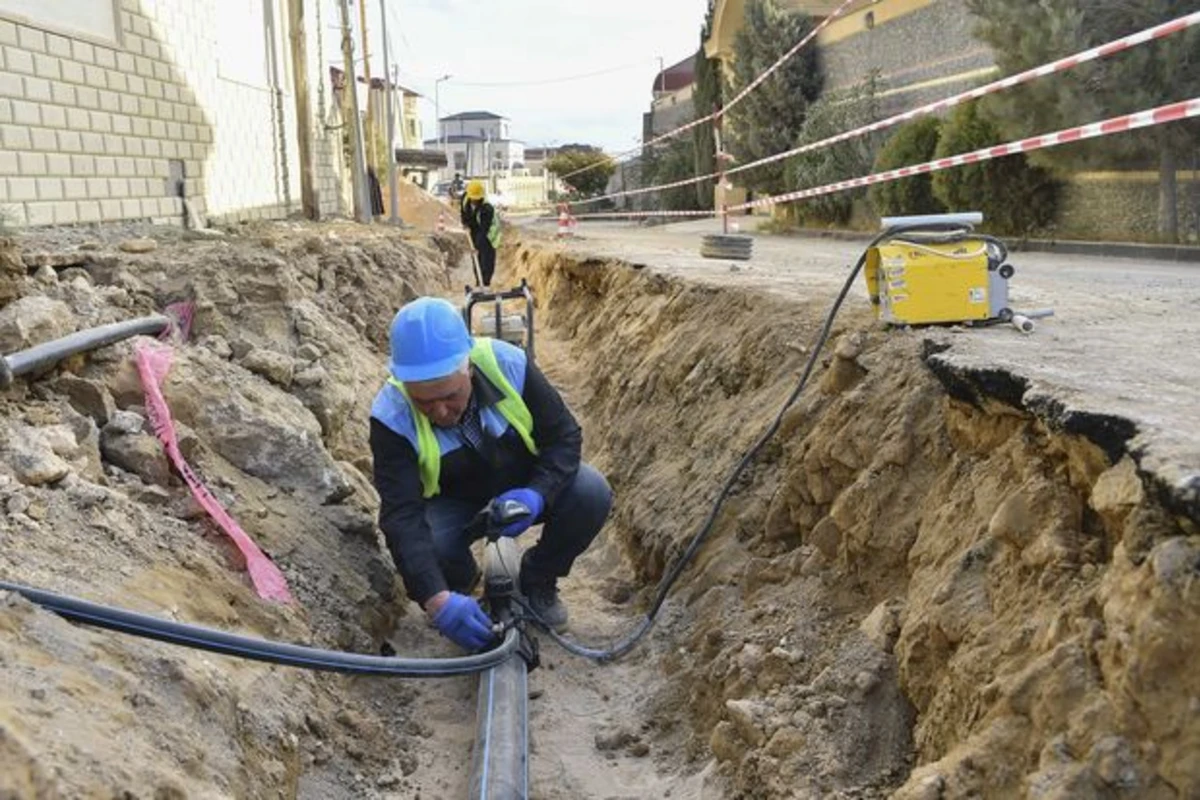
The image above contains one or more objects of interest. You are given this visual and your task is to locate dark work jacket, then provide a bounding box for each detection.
[369,364,582,604]
[460,198,496,250]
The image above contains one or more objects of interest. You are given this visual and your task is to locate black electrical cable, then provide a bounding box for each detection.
[520,223,975,661]
[0,580,519,677]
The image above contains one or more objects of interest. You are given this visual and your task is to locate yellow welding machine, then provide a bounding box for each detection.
[864,215,1014,326]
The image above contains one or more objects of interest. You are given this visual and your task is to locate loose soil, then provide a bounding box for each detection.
[0,220,1195,799]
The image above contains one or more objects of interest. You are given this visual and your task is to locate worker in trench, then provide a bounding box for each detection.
[460,180,501,287]
[369,297,613,650]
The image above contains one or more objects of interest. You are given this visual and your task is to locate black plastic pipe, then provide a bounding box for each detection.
[0,315,171,388]
[0,580,518,677]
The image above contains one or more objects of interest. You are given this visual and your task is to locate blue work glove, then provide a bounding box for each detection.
[432,593,495,651]
[492,488,544,537]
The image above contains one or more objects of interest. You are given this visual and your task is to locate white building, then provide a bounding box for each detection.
[0,0,362,226]
[426,111,524,180]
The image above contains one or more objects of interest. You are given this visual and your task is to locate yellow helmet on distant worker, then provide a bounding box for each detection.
[466,180,485,200]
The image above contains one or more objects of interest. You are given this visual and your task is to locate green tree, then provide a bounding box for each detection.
[966,0,1200,241]
[869,116,946,217]
[691,5,722,210]
[726,0,823,195]
[643,136,702,211]
[785,79,880,225]
[547,148,617,197]
[931,103,1060,236]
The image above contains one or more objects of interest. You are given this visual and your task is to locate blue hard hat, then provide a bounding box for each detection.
[388,297,473,382]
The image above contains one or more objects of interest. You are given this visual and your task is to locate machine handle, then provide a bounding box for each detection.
[467,499,534,543]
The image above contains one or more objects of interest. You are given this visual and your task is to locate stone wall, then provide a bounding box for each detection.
[0,0,346,228]
[818,0,995,115]
[1056,172,1200,244]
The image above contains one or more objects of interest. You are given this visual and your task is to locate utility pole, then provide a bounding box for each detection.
[287,0,318,219]
[434,73,451,177]
[380,0,401,225]
[358,0,374,171]
[339,0,370,222]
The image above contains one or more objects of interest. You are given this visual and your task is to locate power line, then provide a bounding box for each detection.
[396,60,653,89]
[556,0,860,182]
[449,61,652,88]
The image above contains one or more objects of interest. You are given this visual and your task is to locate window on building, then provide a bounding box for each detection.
[0,0,118,42]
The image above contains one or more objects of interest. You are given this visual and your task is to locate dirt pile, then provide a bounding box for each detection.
[389,181,457,234]
[0,222,462,798]
[504,237,1200,799]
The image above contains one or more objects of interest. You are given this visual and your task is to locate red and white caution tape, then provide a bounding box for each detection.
[566,209,715,220]
[567,9,1200,207]
[725,9,1200,180]
[565,171,721,208]
[557,0,859,183]
[730,97,1200,212]
[717,0,859,120]
[137,342,295,604]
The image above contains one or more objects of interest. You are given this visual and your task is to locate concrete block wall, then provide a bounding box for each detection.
[0,0,347,228]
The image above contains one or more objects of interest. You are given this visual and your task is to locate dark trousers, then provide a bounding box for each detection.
[473,236,496,286]
[424,463,612,591]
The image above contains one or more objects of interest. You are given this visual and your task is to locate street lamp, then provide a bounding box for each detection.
[434,73,452,173]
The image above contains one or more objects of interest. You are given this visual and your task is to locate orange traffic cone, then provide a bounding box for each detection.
[557,204,573,238]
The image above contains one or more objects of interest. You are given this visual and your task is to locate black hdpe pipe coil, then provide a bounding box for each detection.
[0,315,171,389]
[522,223,978,662]
[0,580,519,677]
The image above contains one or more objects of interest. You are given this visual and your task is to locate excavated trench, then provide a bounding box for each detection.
[500,237,1200,799]
[0,223,1196,800]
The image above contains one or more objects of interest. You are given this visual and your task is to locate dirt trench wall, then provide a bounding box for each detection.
[0,223,457,798]
[504,240,1200,799]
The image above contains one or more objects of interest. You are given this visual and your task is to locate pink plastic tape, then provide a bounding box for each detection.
[136,342,294,604]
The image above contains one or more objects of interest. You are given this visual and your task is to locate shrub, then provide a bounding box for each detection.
[869,116,945,217]
[931,103,1060,236]
[785,81,880,225]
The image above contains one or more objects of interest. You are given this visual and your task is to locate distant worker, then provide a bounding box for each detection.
[449,172,465,202]
[461,180,500,287]
[370,297,612,650]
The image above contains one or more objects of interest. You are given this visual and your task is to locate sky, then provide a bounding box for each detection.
[355,0,710,154]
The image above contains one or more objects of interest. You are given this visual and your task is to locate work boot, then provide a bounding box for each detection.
[520,575,568,632]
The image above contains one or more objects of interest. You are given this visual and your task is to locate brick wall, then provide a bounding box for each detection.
[0,0,347,228]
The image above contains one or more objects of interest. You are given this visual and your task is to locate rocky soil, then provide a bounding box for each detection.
[504,236,1200,799]
[0,217,1195,800]
[0,222,471,798]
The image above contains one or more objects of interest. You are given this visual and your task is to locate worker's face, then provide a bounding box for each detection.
[404,370,472,428]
